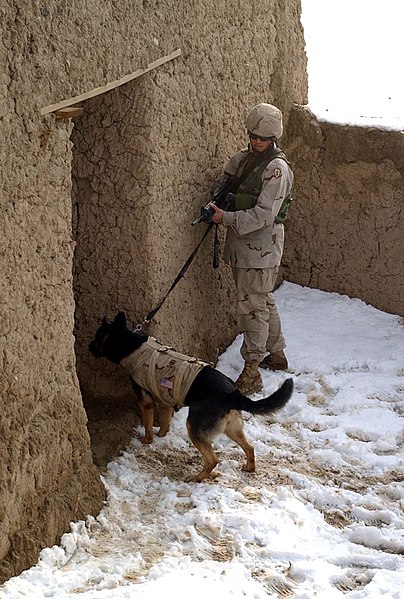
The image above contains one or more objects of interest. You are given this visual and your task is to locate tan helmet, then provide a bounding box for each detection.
[245,103,283,139]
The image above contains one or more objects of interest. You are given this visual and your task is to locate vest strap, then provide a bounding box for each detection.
[147,349,162,399]
[173,361,190,402]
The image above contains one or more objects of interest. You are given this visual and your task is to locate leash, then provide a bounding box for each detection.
[135,143,282,331]
[134,222,214,331]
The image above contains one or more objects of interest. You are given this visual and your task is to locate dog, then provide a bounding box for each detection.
[89,312,293,482]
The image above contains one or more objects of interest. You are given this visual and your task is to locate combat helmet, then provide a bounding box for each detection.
[245,103,283,139]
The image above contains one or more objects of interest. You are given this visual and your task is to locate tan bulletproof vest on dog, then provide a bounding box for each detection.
[121,337,208,408]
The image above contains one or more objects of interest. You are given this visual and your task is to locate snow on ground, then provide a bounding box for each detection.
[1,282,404,599]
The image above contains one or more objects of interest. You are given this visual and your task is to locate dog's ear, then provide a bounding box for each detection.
[114,311,127,328]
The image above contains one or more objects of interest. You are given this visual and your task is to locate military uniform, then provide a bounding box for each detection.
[219,145,294,363]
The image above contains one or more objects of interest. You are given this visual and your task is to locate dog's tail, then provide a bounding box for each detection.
[228,377,293,415]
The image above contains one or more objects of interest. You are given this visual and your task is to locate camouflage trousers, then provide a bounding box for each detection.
[232,266,286,362]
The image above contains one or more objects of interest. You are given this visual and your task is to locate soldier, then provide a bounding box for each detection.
[209,103,293,395]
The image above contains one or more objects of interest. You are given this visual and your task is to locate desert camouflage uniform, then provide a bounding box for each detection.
[219,145,294,362]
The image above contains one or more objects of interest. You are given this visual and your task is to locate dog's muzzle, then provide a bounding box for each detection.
[88,341,103,358]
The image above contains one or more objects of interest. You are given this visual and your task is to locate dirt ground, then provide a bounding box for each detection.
[83,394,141,470]
[85,397,403,531]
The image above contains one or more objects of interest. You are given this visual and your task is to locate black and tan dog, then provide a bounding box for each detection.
[89,312,293,482]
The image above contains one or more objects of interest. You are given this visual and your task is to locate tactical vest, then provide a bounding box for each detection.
[229,148,292,223]
[121,337,208,408]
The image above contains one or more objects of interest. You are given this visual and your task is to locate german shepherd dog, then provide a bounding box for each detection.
[89,312,293,482]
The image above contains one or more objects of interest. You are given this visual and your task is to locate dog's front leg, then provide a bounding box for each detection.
[157,405,174,437]
[139,389,154,444]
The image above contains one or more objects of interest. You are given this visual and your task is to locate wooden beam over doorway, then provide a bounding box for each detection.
[55,106,84,120]
[40,48,182,116]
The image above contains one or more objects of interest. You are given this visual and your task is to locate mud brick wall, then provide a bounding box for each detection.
[0,0,307,581]
[71,0,307,402]
[283,105,404,317]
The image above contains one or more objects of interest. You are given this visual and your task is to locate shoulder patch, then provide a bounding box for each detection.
[273,168,282,178]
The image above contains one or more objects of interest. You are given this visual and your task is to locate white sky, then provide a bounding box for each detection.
[2,282,404,598]
[301,0,404,128]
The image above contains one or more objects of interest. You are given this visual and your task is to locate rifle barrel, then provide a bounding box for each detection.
[191,215,205,226]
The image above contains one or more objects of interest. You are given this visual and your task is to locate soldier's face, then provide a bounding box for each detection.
[250,138,272,152]
[248,132,273,153]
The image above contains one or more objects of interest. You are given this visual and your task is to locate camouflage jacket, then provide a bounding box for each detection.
[121,337,207,408]
[220,145,294,268]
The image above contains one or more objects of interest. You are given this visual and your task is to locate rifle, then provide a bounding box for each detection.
[191,182,235,226]
[192,144,285,227]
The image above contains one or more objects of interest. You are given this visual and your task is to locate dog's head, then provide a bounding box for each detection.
[89,311,147,363]
[88,311,128,362]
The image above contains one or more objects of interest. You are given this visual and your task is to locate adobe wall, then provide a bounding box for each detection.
[283,105,404,317]
[1,0,307,582]
[1,4,107,582]
[71,0,307,402]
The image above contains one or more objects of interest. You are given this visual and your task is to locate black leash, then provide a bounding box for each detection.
[135,143,281,331]
[134,222,214,331]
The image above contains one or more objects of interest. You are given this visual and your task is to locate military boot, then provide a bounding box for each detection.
[259,350,288,371]
[236,360,263,395]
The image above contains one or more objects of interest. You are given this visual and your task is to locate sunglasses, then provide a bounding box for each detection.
[248,131,272,142]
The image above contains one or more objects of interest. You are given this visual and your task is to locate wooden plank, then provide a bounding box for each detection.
[55,106,84,120]
[40,48,181,116]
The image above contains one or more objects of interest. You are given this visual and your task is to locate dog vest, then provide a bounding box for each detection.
[121,337,208,408]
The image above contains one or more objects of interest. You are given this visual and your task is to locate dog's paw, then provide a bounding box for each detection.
[157,428,169,437]
[242,462,256,473]
[140,435,154,445]
[185,472,208,483]
[185,471,219,483]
